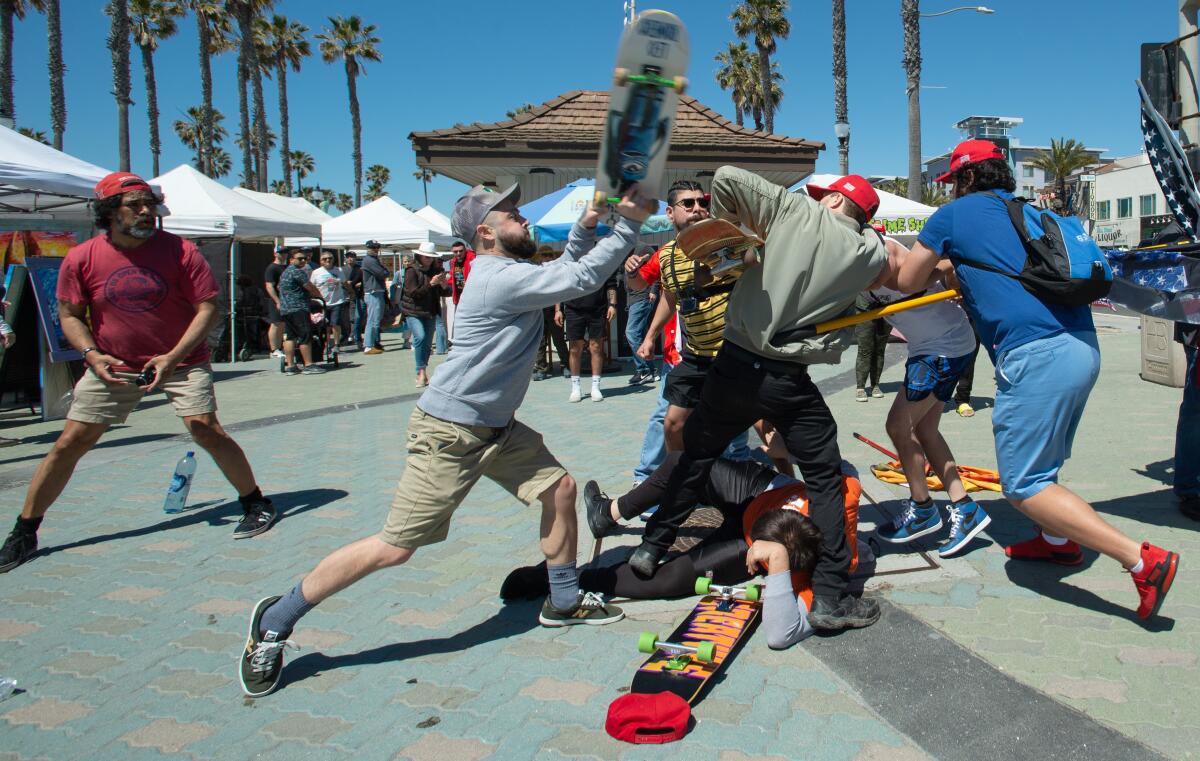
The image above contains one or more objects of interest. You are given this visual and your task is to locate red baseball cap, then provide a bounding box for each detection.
[934,139,1006,183]
[94,171,153,200]
[605,692,690,744]
[807,175,880,219]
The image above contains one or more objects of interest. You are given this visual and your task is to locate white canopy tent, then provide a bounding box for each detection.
[414,204,452,235]
[317,196,455,248]
[800,174,939,237]
[234,187,331,247]
[0,124,111,217]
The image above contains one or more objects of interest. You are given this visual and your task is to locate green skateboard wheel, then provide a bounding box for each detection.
[745,584,761,602]
[637,631,659,655]
[694,577,712,596]
[695,641,716,663]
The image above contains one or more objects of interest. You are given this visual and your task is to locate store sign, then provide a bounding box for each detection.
[1093,226,1126,246]
[878,216,929,235]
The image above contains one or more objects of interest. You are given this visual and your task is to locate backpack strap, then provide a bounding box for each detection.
[951,191,1027,281]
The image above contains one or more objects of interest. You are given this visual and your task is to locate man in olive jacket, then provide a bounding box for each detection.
[630,166,890,633]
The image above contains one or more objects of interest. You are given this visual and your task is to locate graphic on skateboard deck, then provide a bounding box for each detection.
[677,218,764,280]
[630,577,761,704]
[595,10,689,207]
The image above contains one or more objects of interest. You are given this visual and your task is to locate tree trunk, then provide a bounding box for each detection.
[902,0,922,202]
[250,51,268,191]
[140,44,161,178]
[197,14,213,176]
[47,0,65,149]
[757,44,772,134]
[109,0,132,172]
[833,0,849,175]
[295,164,302,196]
[731,95,743,127]
[277,58,292,195]
[346,61,362,207]
[235,4,253,187]
[752,103,763,132]
[0,1,13,125]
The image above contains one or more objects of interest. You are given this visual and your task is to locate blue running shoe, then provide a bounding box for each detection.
[938,500,992,558]
[876,499,942,544]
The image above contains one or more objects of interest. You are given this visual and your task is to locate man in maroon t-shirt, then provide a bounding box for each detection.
[0,172,277,574]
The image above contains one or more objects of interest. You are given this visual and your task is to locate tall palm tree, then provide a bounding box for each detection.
[365,163,389,201]
[186,1,230,175]
[247,4,273,191]
[901,0,922,202]
[227,0,270,188]
[832,0,848,175]
[268,178,287,194]
[731,0,789,135]
[317,15,382,207]
[412,167,436,206]
[714,41,753,127]
[334,192,353,213]
[131,0,184,178]
[1028,138,1095,209]
[745,57,783,132]
[288,148,313,194]
[208,144,231,178]
[0,0,44,127]
[45,0,64,149]
[17,125,48,143]
[108,0,133,171]
[174,104,226,164]
[259,14,308,195]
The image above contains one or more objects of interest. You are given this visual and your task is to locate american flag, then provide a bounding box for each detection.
[1139,80,1200,238]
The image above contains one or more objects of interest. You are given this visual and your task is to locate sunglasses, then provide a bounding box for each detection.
[673,196,710,211]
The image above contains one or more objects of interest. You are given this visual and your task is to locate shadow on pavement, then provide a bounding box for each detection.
[283,602,540,687]
[1132,458,1175,489]
[1092,487,1198,532]
[35,487,348,559]
[0,431,178,466]
[595,383,656,400]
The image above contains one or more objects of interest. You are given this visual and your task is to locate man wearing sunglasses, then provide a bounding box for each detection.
[0,172,278,574]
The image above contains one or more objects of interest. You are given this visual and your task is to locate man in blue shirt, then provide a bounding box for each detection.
[894,139,1178,622]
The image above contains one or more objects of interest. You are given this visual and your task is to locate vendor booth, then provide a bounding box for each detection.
[800,174,938,239]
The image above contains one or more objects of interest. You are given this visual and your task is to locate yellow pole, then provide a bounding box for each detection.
[813,289,960,335]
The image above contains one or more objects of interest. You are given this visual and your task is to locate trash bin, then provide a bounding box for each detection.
[1140,316,1187,388]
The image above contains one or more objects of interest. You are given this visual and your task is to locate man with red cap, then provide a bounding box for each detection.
[627,167,892,633]
[894,139,1179,620]
[0,172,277,574]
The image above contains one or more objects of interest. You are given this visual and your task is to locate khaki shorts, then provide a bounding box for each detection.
[67,363,218,425]
[379,408,568,549]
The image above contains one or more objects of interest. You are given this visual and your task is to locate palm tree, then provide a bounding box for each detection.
[714,41,753,127]
[745,57,783,132]
[412,167,436,206]
[0,0,44,127]
[259,13,308,195]
[1028,138,1095,209]
[268,179,287,194]
[731,0,789,135]
[901,0,922,202]
[365,163,389,201]
[45,0,64,149]
[832,0,848,175]
[246,2,273,191]
[875,178,950,207]
[505,103,535,119]
[174,104,227,164]
[186,1,230,175]
[334,192,353,213]
[288,148,313,194]
[234,122,275,154]
[131,0,184,178]
[108,0,134,171]
[17,126,48,144]
[317,15,382,207]
[208,144,231,178]
[226,0,269,188]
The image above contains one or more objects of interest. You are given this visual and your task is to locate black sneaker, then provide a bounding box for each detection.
[500,563,549,601]
[628,371,644,385]
[628,543,665,578]
[233,497,277,539]
[239,595,298,697]
[538,591,624,627]
[809,594,881,631]
[584,480,618,539]
[0,528,37,573]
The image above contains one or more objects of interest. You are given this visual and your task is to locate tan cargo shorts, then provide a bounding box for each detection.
[67,363,218,425]
[379,408,568,549]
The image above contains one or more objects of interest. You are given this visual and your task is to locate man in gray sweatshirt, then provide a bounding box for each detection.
[238,183,654,698]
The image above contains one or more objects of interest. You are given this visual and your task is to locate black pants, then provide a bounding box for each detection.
[643,343,850,600]
[953,331,981,405]
[582,452,777,598]
[536,306,570,373]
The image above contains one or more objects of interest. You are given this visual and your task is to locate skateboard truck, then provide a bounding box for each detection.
[638,631,715,669]
[694,576,761,602]
[613,68,688,92]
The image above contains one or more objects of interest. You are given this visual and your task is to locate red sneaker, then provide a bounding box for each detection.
[1131,542,1179,620]
[1004,534,1084,566]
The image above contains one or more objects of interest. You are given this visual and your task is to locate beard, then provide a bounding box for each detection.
[119,218,156,239]
[499,226,537,260]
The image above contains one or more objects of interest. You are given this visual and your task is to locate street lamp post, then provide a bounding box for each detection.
[902,3,995,202]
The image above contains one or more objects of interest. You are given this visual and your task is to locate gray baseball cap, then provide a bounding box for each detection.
[451,184,521,245]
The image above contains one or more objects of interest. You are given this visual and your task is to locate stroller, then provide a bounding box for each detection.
[278,297,340,372]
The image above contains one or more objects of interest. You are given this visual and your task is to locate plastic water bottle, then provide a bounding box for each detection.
[163,451,197,514]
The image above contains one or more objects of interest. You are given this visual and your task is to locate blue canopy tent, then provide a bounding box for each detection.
[520,179,671,241]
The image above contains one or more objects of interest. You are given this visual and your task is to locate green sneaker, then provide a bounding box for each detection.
[238,596,298,698]
[538,591,624,627]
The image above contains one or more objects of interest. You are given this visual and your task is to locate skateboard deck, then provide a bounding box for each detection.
[676,218,763,280]
[595,9,689,207]
[630,579,761,705]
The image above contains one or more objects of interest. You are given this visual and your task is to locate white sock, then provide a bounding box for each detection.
[1128,558,1144,574]
[570,376,581,388]
[591,375,601,388]
[1041,532,1069,546]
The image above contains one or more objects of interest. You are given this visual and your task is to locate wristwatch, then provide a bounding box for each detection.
[81,346,96,358]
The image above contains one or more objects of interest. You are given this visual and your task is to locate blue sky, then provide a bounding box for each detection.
[9,1,1175,214]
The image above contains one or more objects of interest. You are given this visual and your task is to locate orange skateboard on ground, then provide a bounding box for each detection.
[629,577,761,704]
[676,218,763,280]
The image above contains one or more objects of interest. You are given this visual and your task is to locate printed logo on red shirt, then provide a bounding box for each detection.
[103,266,168,312]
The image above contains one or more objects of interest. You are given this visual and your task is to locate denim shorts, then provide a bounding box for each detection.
[992,331,1100,501]
[904,352,974,402]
